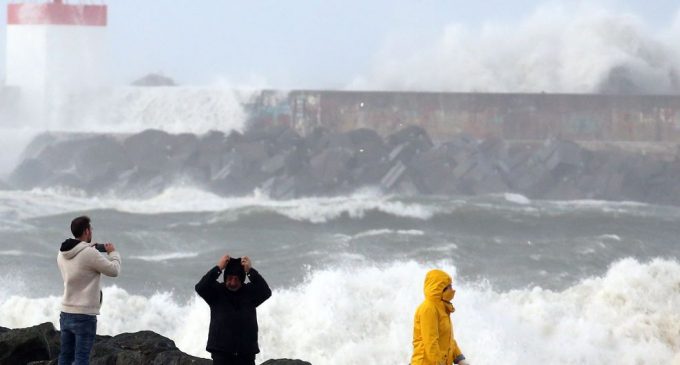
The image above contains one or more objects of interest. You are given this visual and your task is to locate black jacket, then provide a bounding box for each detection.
[195,266,272,355]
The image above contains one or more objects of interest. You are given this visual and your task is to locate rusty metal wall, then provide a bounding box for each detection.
[274,91,680,142]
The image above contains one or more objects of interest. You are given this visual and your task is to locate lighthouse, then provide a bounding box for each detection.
[5,0,108,99]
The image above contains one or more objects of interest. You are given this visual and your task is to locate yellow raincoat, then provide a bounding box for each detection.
[410,269,464,365]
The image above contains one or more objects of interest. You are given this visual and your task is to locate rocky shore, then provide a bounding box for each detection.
[5,124,680,206]
[0,323,310,365]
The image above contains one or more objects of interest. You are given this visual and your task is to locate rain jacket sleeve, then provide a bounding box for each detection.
[195,265,221,305]
[420,305,446,364]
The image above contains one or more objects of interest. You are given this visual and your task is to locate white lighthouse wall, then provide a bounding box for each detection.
[45,25,109,93]
[5,25,49,92]
[5,24,108,128]
[6,24,108,95]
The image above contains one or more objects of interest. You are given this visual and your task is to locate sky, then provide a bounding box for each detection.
[0,0,680,91]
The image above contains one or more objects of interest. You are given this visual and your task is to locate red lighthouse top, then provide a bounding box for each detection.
[7,0,107,26]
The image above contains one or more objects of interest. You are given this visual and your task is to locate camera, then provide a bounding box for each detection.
[94,243,107,252]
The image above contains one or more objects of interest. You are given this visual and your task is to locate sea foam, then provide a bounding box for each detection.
[2,258,679,365]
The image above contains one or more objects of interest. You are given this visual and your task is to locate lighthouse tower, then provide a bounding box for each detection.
[5,0,108,99]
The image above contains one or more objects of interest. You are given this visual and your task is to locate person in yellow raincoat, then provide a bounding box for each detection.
[411,269,469,365]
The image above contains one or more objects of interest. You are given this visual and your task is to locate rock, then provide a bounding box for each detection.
[380,161,407,191]
[7,159,51,188]
[89,330,210,365]
[0,323,210,365]
[302,127,331,154]
[408,146,456,194]
[73,137,133,190]
[123,130,199,174]
[309,148,353,186]
[261,360,312,365]
[352,161,392,187]
[542,139,584,177]
[387,125,433,150]
[131,73,177,86]
[0,322,60,365]
[261,154,287,175]
[8,124,680,206]
[14,132,58,160]
[345,128,387,165]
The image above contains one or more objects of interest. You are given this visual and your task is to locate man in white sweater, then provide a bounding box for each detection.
[57,216,121,365]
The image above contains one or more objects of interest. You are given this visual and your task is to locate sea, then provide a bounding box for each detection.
[0,88,679,365]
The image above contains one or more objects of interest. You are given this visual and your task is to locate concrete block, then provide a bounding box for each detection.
[261,154,286,174]
[544,140,584,173]
[233,141,269,165]
[387,125,434,150]
[380,160,407,190]
[309,148,353,185]
[8,159,51,188]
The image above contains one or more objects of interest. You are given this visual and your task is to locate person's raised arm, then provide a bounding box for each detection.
[242,256,272,306]
[195,254,229,304]
[89,242,121,277]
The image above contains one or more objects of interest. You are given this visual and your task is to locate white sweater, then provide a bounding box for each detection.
[57,242,121,315]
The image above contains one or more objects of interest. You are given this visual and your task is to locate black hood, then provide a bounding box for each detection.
[60,238,81,252]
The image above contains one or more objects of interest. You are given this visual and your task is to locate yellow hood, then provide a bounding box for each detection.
[423,269,452,301]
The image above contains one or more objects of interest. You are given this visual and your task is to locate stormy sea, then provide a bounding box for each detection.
[0,89,679,365]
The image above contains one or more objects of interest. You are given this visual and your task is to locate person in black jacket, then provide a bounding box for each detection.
[195,254,272,365]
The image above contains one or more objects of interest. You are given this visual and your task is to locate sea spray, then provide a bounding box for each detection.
[2,259,679,364]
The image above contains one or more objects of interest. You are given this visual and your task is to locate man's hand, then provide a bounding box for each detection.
[241,256,251,273]
[104,243,116,253]
[218,254,230,270]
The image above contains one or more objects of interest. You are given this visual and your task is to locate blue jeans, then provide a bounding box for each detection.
[58,312,97,365]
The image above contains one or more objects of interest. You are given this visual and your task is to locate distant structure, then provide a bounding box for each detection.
[248,90,680,143]
[5,0,107,101]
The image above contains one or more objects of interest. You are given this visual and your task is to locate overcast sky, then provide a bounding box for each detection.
[1,0,679,90]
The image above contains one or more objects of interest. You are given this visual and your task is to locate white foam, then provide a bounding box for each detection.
[0,187,445,223]
[2,259,679,364]
[0,250,22,256]
[0,86,248,175]
[353,229,425,239]
[504,193,532,205]
[350,3,680,94]
[598,234,622,241]
[129,252,199,262]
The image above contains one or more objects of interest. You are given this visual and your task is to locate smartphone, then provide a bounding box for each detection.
[94,243,107,252]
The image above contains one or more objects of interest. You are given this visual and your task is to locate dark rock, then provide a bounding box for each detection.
[542,139,584,177]
[309,148,353,186]
[0,322,60,365]
[0,323,211,365]
[408,146,456,194]
[387,125,433,150]
[261,154,287,175]
[89,331,211,365]
[8,124,680,206]
[123,130,199,174]
[261,359,312,365]
[8,158,51,188]
[380,161,407,191]
[352,161,392,187]
[302,127,331,154]
[131,73,177,87]
[74,137,133,190]
[15,132,59,160]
